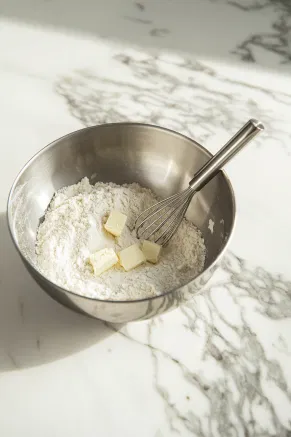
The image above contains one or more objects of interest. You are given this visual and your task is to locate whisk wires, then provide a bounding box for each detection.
[135,187,195,246]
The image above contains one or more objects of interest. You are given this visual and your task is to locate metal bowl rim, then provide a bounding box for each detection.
[7,122,236,304]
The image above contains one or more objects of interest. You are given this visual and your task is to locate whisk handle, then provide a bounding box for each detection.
[189,119,264,191]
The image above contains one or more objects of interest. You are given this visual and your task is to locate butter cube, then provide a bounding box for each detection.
[89,248,118,276]
[142,240,162,264]
[104,210,127,237]
[118,244,146,271]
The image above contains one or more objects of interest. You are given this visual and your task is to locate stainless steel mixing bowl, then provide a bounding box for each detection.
[7,123,235,323]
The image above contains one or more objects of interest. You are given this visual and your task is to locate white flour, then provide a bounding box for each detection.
[36,178,206,300]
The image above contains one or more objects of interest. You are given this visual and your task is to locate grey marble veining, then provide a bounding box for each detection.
[102,252,291,436]
[56,50,291,152]
[1,8,291,437]
[51,47,291,435]
[2,0,290,69]
[215,0,291,64]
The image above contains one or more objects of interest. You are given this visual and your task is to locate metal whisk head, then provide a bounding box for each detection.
[135,119,264,246]
[135,187,195,246]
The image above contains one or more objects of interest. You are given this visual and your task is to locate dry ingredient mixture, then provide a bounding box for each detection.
[36,178,206,300]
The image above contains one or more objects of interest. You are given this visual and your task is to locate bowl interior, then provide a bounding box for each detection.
[8,123,235,283]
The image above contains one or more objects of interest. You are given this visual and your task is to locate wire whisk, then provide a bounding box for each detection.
[135,119,264,246]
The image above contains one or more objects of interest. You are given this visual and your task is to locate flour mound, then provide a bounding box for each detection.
[36,178,206,300]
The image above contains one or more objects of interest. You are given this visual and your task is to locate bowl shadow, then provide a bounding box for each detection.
[0,212,121,372]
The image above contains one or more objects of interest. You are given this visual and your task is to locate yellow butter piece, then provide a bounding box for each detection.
[142,240,162,264]
[104,210,127,237]
[118,244,146,271]
[89,248,118,276]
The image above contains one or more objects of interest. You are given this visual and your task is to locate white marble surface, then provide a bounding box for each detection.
[1,1,291,436]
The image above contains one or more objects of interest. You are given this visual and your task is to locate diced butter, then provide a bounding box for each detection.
[118,244,146,271]
[104,210,127,237]
[89,248,118,276]
[142,240,162,264]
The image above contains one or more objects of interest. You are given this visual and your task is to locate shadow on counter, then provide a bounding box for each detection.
[0,212,121,372]
[2,0,289,72]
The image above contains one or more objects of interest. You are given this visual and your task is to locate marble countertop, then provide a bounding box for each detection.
[1,1,291,436]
